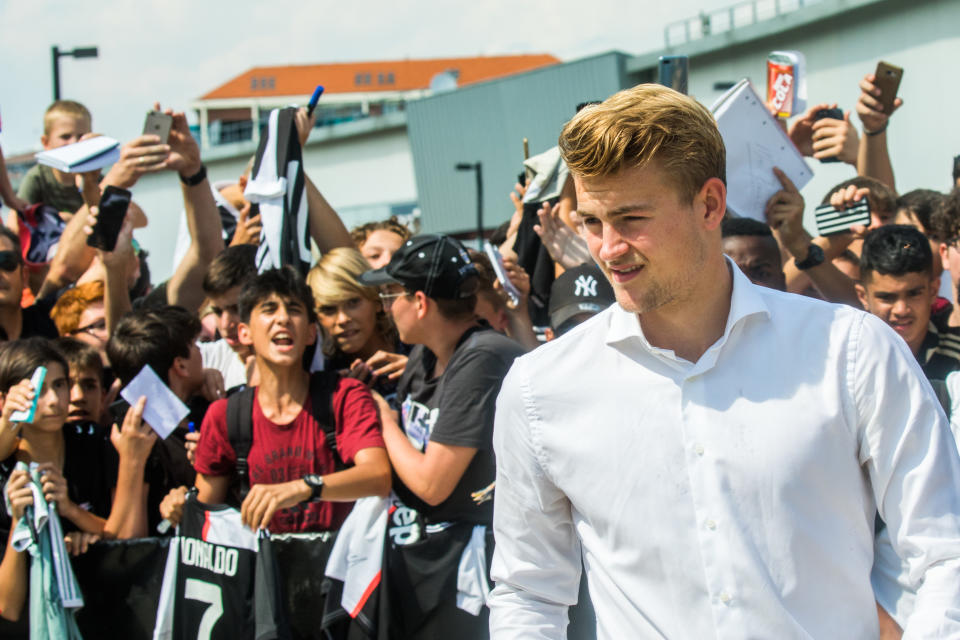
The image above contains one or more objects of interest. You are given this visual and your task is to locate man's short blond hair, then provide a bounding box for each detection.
[43,100,92,136]
[559,84,725,203]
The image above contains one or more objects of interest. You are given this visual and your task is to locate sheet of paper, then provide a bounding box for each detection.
[120,364,189,439]
[35,136,119,173]
[711,79,813,222]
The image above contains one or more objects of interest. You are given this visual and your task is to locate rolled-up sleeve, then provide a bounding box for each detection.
[853,314,960,638]
[489,358,582,639]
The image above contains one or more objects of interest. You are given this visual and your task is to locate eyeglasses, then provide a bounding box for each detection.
[0,251,21,273]
[73,318,107,336]
[378,290,407,308]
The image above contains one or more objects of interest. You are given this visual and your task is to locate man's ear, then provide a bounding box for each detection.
[699,177,727,230]
[238,322,254,347]
[414,291,429,321]
[855,283,869,310]
[170,357,189,382]
[930,274,942,296]
[40,134,50,149]
[940,242,951,274]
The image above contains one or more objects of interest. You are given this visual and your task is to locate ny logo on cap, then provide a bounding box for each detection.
[574,275,598,297]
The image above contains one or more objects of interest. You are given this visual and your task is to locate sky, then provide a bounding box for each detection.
[0,0,732,154]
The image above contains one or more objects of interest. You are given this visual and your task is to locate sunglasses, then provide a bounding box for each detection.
[0,251,21,272]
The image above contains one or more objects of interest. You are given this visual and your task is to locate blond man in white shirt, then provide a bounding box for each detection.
[488,84,960,639]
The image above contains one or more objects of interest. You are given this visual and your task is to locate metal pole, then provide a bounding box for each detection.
[475,163,484,244]
[52,46,60,101]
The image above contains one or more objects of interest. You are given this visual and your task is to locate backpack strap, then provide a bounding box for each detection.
[309,370,348,472]
[226,386,256,501]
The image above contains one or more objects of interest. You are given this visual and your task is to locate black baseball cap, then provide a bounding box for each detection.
[548,263,615,330]
[358,234,480,299]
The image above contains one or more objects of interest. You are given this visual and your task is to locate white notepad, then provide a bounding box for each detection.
[35,136,120,173]
[120,365,189,439]
[711,79,813,222]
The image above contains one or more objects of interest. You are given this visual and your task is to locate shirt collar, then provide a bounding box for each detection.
[605,258,771,368]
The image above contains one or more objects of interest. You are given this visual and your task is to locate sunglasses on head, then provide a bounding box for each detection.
[0,251,21,273]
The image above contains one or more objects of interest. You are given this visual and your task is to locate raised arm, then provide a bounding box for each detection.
[766,168,861,307]
[162,108,224,311]
[103,396,157,539]
[856,73,902,193]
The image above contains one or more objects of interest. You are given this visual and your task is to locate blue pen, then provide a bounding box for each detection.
[187,421,196,433]
[307,85,325,117]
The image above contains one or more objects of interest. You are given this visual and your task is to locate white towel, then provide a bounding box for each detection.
[456,525,490,616]
[325,496,389,617]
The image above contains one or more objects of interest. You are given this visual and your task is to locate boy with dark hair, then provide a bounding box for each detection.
[106,306,206,534]
[192,267,390,533]
[856,224,960,382]
[721,217,787,292]
[199,244,259,391]
[359,234,525,638]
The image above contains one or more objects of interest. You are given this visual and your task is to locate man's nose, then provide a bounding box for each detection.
[598,224,627,262]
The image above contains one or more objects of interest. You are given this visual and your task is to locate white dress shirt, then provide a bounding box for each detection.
[489,263,960,639]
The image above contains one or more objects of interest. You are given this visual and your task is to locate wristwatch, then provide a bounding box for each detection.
[794,244,825,270]
[302,474,325,502]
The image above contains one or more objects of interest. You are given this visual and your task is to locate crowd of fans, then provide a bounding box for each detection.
[0,58,957,639]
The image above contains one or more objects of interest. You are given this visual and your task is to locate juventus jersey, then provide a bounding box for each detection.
[153,496,259,640]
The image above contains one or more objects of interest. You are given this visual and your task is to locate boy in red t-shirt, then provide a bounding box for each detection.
[193,267,390,533]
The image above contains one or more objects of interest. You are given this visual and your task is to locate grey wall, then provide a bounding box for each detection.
[407,52,629,236]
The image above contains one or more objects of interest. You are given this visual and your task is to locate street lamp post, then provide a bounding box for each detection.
[455,162,483,246]
[52,45,99,101]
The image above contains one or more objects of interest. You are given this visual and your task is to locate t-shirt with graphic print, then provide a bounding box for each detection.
[393,326,524,526]
[193,376,385,533]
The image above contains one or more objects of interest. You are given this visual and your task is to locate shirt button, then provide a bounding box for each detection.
[719,591,732,605]
[694,443,705,456]
[706,519,717,530]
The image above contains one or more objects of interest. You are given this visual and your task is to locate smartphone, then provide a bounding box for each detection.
[483,241,521,308]
[108,397,131,428]
[813,107,844,163]
[874,61,903,115]
[86,185,131,252]
[10,366,46,423]
[658,56,689,95]
[143,111,173,142]
[814,198,871,236]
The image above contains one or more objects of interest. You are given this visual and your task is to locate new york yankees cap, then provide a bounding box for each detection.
[358,233,480,300]
[548,263,615,330]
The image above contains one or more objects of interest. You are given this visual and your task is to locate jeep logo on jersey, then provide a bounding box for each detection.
[574,275,598,297]
[401,395,439,451]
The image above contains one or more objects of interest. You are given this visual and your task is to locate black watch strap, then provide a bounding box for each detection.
[794,243,825,270]
[302,474,324,502]
[179,164,207,186]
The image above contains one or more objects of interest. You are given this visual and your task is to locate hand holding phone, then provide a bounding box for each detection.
[87,185,131,252]
[812,107,844,163]
[10,366,47,424]
[815,198,871,236]
[873,62,903,115]
[143,111,173,143]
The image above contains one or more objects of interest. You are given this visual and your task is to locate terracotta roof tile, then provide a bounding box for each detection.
[200,54,560,100]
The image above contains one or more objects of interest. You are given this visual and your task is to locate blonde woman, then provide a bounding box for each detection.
[307,248,407,407]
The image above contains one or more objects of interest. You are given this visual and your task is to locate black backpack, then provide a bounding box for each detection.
[226,370,347,501]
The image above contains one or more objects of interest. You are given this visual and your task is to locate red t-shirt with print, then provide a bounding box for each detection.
[193,376,384,533]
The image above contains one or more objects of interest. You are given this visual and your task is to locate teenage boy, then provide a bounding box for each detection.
[106,306,209,534]
[359,234,525,638]
[856,224,960,385]
[192,267,390,533]
[720,217,787,292]
[199,244,259,391]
